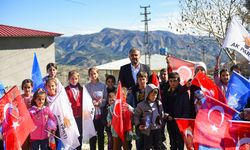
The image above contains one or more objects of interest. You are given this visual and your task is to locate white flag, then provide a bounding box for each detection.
[48,79,80,150]
[82,85,96,143]
[222,16,250,61]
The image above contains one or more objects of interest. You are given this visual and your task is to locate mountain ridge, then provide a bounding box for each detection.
[55,28,221,68]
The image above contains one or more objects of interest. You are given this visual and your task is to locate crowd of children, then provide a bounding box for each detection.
[1,51,250,150]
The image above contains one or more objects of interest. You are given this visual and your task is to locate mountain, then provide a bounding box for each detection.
[55,28,221,68]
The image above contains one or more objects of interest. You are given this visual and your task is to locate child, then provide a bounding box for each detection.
[21,79,33,109]
[214,56,230,96]
[107,90,131,150]
[43,63,57,80]
[21,79,33,150]
[126,71,148,150]
[85,67,107,150]
[134,84,165,150]
[106,92,116,150]
[106,75,116,94]
[45,77,80,149]
[65,70,83,150]
[29,88,57,150]
[104,75,116,150]
[42,63,63,97]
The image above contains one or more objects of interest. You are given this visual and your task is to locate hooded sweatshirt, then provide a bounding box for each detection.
[134,84,164,136]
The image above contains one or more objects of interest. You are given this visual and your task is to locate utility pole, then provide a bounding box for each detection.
[140,5,151,67]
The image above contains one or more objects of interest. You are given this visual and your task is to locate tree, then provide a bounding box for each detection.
[178,0,250,62]
[246,0,250,11]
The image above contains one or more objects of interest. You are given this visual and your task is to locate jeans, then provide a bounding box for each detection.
[143,129,162,150]
[167,120,184,150]
[89,119,104,150]
[31,139,48,150]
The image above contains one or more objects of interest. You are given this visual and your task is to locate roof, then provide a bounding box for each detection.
[96,54,168,71]
[0,24,62,37]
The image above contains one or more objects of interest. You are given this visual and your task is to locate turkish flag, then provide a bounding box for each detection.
[224,120,250,150]
[175,118,198,150]
[193,96,237,149]
[0,86,36,150]
[168,55,195,85]
[151,72,159,87]
[111,82,132,142]
[192,72,227,104]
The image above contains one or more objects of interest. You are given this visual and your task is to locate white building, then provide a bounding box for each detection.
[95,54,168,79]
[0,24,62,87]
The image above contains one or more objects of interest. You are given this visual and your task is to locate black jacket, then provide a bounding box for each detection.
[164,85,191,118]
[118,63,151,89]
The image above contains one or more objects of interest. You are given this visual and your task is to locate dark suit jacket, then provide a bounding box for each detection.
[118,63,151,89]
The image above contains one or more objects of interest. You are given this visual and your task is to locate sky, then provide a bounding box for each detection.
[0,0,181,36]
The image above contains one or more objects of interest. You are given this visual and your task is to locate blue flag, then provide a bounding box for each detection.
[31,53,43,92]
[226,71,250,112]
[56,139,64,150]
[0,82,5,98]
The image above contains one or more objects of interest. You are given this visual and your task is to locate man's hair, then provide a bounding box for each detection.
[168,72,180,82]
[129,47,140,55]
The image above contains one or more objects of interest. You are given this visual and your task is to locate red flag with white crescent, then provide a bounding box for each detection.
[224,120,250,150]
[111,82,131,142]
[168,55,195,85]
[193,96,237,149]
[0,86,36,150]
[192,72,227,104]
[175,118,198,150]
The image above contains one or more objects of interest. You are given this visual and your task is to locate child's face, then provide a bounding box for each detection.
[160,71,167,82]
[138,77,147,88]
[108,94,115,105]
[35,94,46,108]
[148,89,158,102]
[69,74,79,86]
[47,66,57,78]
[195,66,206,75]
[46,81,57,96]
[106,78,115,89]
[169,77,179,90]
[89,70,98,81]
[220,71,230,84]
[23,83,33,95]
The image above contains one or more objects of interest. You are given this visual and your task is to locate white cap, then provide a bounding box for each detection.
[194,62,207,72]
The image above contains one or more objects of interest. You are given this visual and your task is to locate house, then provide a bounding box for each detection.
[0,24,62,87]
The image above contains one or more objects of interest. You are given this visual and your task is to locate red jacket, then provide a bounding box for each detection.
[65,85,83,118]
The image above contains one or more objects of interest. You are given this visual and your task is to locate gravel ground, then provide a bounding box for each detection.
[82,126,172,150]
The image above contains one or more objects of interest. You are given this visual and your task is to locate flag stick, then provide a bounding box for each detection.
[45,130,76,150]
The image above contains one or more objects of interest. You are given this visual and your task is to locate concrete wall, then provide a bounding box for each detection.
[0,37,55,88]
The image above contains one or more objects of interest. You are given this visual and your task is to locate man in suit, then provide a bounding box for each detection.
[118,47,151,89]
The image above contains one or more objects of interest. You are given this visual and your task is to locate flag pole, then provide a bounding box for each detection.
[45,130,76,150]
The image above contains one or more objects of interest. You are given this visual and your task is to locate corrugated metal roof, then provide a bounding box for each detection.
[0,24,62,37]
